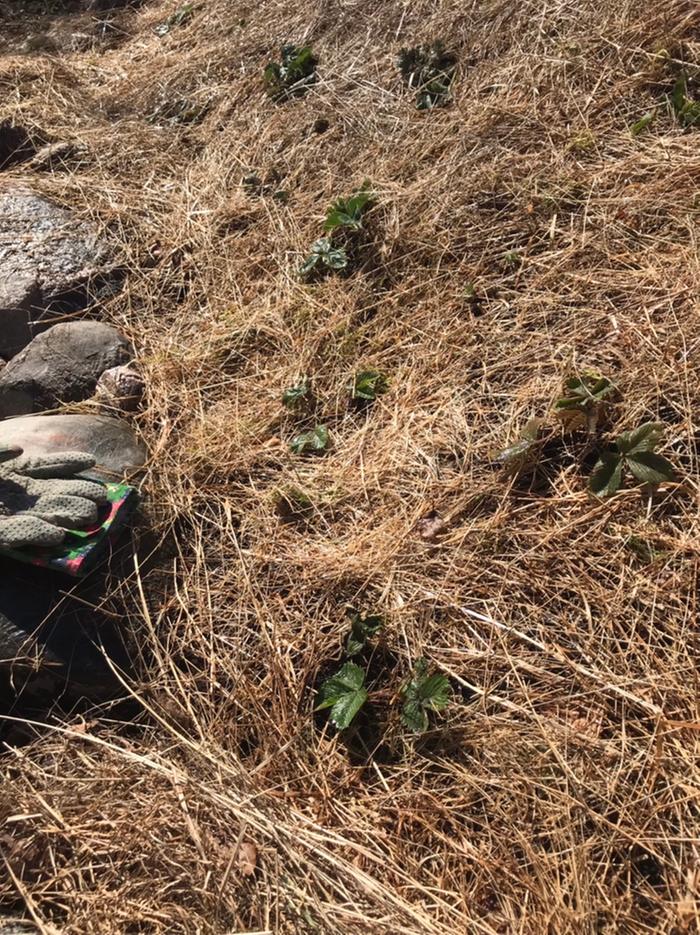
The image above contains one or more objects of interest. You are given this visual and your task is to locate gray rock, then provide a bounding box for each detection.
[96,364,144,412]
[0,187,117,359]
[0,413,146,477]
[0,321,131,417]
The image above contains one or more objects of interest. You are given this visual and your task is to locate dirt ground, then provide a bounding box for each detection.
[0,0,699,932]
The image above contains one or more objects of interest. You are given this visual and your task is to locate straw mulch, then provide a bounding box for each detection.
[0,0,699,932]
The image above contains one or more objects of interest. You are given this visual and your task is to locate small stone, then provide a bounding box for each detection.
[96,364,144,412]
[0,413,146,477]
[0,321,131,418]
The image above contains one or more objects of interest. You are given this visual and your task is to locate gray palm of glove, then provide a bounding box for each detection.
[0,447,108,549]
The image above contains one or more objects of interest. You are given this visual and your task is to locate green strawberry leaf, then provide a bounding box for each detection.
[555,374,613,411]
[316,662,368,729]
[289,424,329,455]
[351,370,388,401]
[265,45,317,101]
[400,659,451,732]
[416,673,451,710]
[626,451,676,485]
[589,451,623,497]
[401,699,429,732]
[326,686,368,729]
[346,611,384,657]
[617,422,664,455]
[300,238,349,278]
[323,185,375,232]
[299,252,320,277]
[282,381,309,408]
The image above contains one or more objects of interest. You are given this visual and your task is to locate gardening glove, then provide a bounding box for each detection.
[0,447,108,549]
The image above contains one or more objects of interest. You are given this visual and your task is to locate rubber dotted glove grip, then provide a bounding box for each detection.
[0,449,108,549]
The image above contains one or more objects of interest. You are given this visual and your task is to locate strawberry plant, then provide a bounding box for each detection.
[398,42,456,110]
[346,610,384,657]
[282,379,310,409]
[315,616,451,737]
[264,45,317,102]
[554,372,615,432]
[350,370,388,403]
[324,183,375,233]
[589,422,676,497]
[300,184,378,279]
[299,237,348,279]
[315,662,368,729]
[154,2,194,36]
[400,658,451,732]
[289,424,329,455]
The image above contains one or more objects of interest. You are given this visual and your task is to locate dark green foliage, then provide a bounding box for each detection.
[671,75,700,128]
[346,610,384,657]
[324,183,375,233]
[554,372,615,431]
[264,45,317,102]
[555,373,614,413]
[282,380,310,409]
[495,417,545,472]
[400,658,451,732]
[397,42,457,110]
[590,451,624,497]
[315,662,368,729]
[299,237,348,278]
[315,615,450,735]
[301,183,377,279]
[589,422,676,498]
[350,370,388,402]
[289,424,329,455]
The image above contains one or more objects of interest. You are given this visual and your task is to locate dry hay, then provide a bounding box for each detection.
[0,0,699,932]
